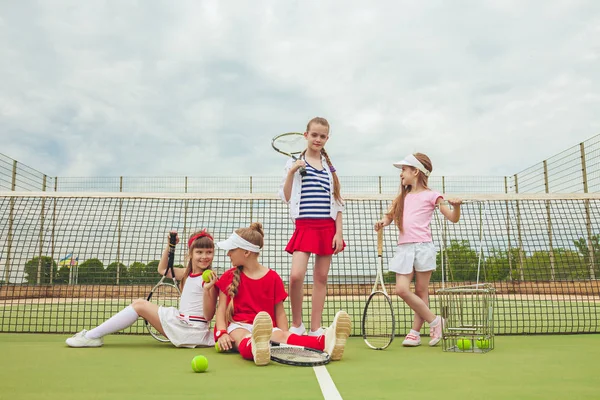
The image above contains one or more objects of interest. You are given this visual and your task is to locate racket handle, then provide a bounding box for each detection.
[299,166,307,176]
[168,232,177,249]
[377,229,383,256]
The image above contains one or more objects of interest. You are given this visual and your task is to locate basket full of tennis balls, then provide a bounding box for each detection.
[451,336,493,353]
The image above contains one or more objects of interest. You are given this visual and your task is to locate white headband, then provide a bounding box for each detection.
[392,154,431,177]
[216,232,262,253]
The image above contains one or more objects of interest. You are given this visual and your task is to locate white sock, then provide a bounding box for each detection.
[409,329,420,336]
[429,316,440,327]
[86,305,139,339]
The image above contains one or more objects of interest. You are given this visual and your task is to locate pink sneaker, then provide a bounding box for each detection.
[402,333,421,347]
[429,316,445,347]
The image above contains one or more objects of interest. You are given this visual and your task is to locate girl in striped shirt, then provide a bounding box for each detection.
[278,117,345,336]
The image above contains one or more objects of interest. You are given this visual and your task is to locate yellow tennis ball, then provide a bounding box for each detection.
[457,338,472,351]
[215,342,222,353]
[476,337,490,349]
[191,355,208,373]
[202,270,212,283]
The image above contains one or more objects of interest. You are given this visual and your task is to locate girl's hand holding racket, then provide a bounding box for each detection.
[167,230,180,246]
[217,333,233,351]
[332,233,344,254]
[289,159,307,175]
[373,220,385,231]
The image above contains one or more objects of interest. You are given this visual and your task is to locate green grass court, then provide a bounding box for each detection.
[0,333,598,399]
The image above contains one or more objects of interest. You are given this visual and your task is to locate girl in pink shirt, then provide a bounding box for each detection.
[374,153,461,347]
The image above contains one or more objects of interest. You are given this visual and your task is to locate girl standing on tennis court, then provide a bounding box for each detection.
[212,222,351,366]
[65,230,217,348]
[374,153,462,347]
[278,117,345,337]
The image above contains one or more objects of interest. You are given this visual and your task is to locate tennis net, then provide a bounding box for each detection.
[1,192,598,335]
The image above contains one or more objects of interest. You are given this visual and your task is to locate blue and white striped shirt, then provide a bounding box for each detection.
[298,163,331,219]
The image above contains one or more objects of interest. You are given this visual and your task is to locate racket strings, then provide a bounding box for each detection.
[271,347,329,363]
[363,293,395,348]
[273,135,305,155]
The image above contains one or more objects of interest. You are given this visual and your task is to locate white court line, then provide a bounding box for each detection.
[313,365,343,400]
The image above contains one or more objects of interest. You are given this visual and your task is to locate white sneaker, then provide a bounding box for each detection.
[429,316,445,347]
[308,327,325,337]
[289,322,306,336]
[251,312,273,366]
[65,330,103,348]
[324,311,351,361]
[402,333,421,347]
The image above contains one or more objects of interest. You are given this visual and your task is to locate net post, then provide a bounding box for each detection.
[543,160,556,281]
[514,174,525,281]
[116,177,123,285]
[580,143,596,279]
[378,176,382,194]
[184,176,188,240]
[250,176,254,222]
[37,176,47,285]
[50,179,57,284]
[504,177,513,281]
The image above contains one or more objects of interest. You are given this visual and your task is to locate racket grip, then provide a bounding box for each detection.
[299,166,307,176]
[377,229,383,256]
[168,232,177,248]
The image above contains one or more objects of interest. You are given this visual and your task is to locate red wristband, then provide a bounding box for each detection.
[214,329,227,341]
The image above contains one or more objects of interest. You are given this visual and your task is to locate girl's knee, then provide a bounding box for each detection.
[289,271,305,286]
[312,270,328,285]
[131,298,147,311]
[395,286,411,299]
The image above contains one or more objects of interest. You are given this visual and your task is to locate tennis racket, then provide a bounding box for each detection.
[362,229,395,350]
[145,232,181,342]
[270,341,330,367]
[271,132,307,176]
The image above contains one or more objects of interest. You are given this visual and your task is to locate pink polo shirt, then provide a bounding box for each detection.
[398,190,443,244]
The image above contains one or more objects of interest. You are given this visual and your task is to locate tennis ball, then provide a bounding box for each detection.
[215,342,222,353]
[202,270,212,283]
[476,337,490,349]
[191,355,208,373]
[457,338,472,351]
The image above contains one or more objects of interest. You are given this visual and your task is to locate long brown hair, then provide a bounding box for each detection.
[225,222,264,323]
[386,153,432,233]
[302,117,343,203]
[180,230,214,290]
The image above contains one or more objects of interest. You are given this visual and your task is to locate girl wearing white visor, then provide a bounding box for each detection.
[374,153,462,347]
[211,222,351,366]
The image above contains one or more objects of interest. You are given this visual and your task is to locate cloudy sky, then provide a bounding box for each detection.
[1,0,600,179]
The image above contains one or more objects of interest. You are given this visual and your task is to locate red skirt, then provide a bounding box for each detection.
[285,219,346,256]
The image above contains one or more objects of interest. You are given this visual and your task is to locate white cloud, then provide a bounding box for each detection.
[1,0,599,183]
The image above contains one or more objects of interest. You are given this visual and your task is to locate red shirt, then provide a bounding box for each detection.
[215,267,288,325]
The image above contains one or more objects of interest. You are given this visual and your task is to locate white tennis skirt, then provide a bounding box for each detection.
[158,306,215,348]
[388,242,437,275]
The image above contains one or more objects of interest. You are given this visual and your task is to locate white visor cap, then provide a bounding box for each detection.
[216,232,262,253]
[393,154,430,177]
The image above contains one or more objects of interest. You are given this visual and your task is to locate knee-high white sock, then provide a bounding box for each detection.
[86,305,139,339]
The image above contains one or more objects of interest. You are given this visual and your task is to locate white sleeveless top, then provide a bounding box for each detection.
[178,274,206,321]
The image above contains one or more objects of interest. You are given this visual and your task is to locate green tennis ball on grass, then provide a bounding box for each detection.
[191,355,208,372]
[457,338,472,351]
[202,270,212,283]
[215,342,222,353]
[476,337,490,349]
